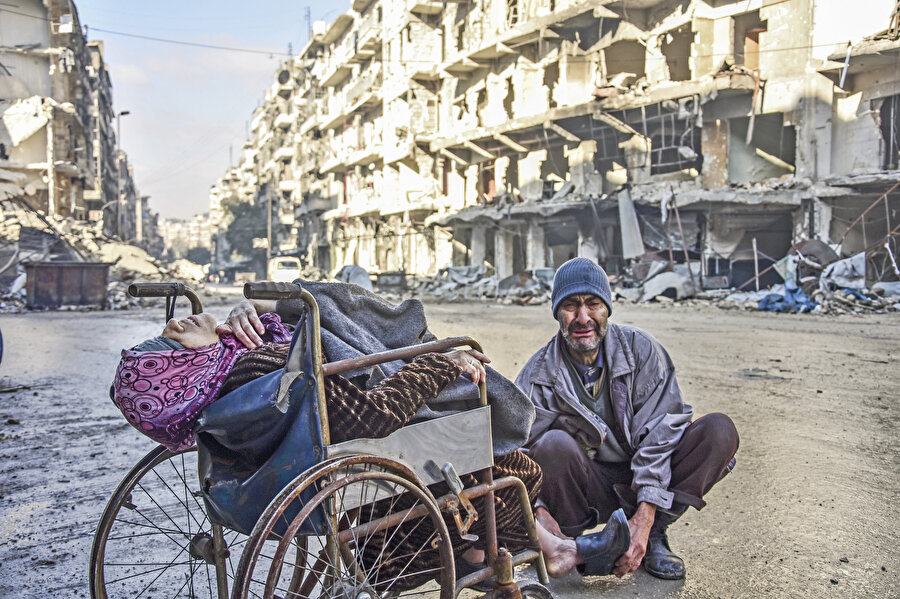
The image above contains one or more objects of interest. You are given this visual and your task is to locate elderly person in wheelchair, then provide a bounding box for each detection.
[112,282,630,594]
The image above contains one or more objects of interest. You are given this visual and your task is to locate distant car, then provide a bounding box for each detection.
[267,256,302,283]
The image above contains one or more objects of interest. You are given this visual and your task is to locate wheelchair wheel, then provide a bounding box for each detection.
[518,582,554,599]
[232,455,455,599]
[90,445,247,599]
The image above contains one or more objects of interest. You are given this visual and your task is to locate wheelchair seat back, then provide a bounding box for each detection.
[325,406,493,511]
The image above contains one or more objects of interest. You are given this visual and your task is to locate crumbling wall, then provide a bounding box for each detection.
[728,114,796,184]
[759,0,808,78]
[553,51,593,107]
[701,118,728,189]
[518,150,547,201]
[511,61,550,119]
[481,70,514,127]
[830,92,884,175]
[566,140,602,197]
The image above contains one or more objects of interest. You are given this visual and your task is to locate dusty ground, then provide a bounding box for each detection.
[0,291,897,598]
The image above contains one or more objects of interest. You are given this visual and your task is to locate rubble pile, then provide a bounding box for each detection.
[420,266,498,302]
[405,243,899,317]
[714,285,900,315]
[809,287,900,315]
[0,204,209,312]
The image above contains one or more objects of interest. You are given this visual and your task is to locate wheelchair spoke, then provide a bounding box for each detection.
[92,447,246,599]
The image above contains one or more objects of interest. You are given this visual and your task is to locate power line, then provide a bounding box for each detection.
[88,27,292,57]
[0,8,291,57]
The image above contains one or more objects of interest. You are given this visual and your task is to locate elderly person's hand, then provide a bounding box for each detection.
[613,502,655,577]
[444,349,490,384]
[216,299,275,349]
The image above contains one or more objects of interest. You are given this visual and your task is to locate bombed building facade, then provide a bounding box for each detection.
[210,0,900,290]
[0,0,157,248]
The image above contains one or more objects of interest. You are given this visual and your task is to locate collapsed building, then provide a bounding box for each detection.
[0,0,159,253]
[210,0,900,294]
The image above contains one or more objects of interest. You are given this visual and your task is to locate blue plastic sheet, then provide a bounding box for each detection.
[758,281,818,313]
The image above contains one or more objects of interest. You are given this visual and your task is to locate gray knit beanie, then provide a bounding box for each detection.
[550,257,613,317]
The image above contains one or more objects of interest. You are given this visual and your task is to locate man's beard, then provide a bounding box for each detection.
[561,320,605,357]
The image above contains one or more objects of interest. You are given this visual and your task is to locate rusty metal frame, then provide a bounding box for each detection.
[238,281,547,596]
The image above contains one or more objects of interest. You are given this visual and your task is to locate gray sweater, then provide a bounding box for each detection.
[515,323,692,509]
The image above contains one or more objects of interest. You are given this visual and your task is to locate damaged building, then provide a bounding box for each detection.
[211,0,900,293]
[0,0,158,253]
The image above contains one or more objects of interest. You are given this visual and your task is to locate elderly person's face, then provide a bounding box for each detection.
[162,313,219,348]
[556,293,608,361]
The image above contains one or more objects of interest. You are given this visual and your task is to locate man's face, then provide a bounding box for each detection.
[557,294,609,360]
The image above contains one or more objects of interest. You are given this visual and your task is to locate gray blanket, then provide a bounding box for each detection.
[276,280,534,456]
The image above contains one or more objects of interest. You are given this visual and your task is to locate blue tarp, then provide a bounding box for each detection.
[758,281,818,313]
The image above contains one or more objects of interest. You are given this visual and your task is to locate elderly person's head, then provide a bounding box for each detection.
[112,312,290,451]
[550,258,613,364]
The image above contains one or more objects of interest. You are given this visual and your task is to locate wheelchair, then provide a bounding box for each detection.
[89,281,552,599]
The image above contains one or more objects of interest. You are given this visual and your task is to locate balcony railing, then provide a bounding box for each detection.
[353,9,382,60]
[345,61,383,111]
[408,0,442,15]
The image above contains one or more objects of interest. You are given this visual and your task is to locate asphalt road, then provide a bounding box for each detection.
[0,291,897,598]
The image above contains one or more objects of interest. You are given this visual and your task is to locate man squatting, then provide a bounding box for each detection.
[516,257,740,579]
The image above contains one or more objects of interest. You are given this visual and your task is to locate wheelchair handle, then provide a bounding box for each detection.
[128,283,203,315]
[243,281,305,300]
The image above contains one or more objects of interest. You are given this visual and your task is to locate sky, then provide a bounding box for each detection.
[75,0,342,220]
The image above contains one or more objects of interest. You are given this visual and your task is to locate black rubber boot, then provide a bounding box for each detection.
[643,507,686,580]
[575,508,631,576]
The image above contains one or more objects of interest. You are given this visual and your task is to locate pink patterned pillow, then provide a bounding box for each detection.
[112,313,290,451]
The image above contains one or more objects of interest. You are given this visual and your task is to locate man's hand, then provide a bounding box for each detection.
[613,502,656,577]
[216,299,274,349]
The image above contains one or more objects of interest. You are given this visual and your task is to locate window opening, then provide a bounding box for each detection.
[733,11,767,70]
[543,62,559,109]
[479,165,496,203]
[881,95,900,170]
[504,76,515,118]
[603,40,646,81]
[507,0,519,27]
[662,25,692,82]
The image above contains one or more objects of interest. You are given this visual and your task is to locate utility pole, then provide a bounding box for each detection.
[116,110,130,239]
[305,6,311,42]
[267,187,273,264]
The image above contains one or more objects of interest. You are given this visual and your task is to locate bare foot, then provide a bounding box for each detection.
[535,506,567,539]
[536,520,578,577]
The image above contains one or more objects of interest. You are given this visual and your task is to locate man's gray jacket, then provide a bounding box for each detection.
[515,322,692,510]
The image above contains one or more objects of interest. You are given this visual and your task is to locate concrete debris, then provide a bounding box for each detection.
[422,265,499,301]
[873,282,900,298]
[497,269,553,305]
[819,252,866,292]
[373,243,900,317]
[97,242,162,278]
[0,204,207,312]
[634,263,701,302]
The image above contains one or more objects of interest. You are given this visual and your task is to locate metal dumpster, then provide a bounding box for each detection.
[24,262,111,309]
